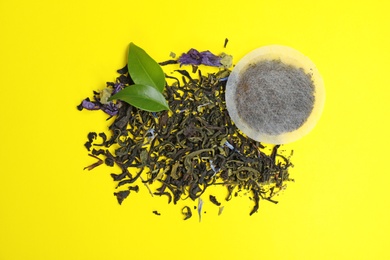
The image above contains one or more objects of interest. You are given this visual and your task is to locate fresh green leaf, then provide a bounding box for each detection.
[128,43,165,92]
[108,84,169,112]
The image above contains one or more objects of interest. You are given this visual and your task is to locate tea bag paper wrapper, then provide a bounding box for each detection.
[225,45,325,144]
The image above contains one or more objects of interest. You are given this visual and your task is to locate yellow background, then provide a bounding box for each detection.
[1,0,389,259]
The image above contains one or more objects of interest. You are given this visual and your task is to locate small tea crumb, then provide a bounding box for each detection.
[152,210,161,216]
[218,206,225,216]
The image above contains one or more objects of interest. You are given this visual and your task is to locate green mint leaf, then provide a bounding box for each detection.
[108,84,169,112]
[128,43,165,92]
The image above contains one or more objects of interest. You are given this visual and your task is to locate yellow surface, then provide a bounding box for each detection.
[0,0,389,259]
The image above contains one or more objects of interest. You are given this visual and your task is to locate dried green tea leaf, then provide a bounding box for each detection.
[128,43,165,92]
[109,84,169,112]
[220,53,233,68]
[114,190,130,205]
[182,206,192,220]
[209,195,221,206]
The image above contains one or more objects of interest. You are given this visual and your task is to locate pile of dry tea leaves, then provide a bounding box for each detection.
[78,46,294,218]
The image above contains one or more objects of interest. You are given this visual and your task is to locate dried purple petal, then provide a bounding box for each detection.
[101,103,118,116]
[199,50,221,66]
[112,83,124,95]
[80,98,100,110]
[178,49,221,67]
[78,96,118,116]
[178,48,202,65]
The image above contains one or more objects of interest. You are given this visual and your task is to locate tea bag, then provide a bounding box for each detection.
[225,45,325,144]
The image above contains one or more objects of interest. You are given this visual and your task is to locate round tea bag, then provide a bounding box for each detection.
[225,45,325,144]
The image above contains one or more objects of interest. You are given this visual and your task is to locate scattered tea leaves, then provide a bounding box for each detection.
[79,43,295,219]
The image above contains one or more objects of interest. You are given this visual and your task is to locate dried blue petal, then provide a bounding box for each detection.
[224,141,235,150]
[219,77,229,82]
[209,160,220,177]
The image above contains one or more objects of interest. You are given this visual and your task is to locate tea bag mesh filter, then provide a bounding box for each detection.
[225,45,325,144]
